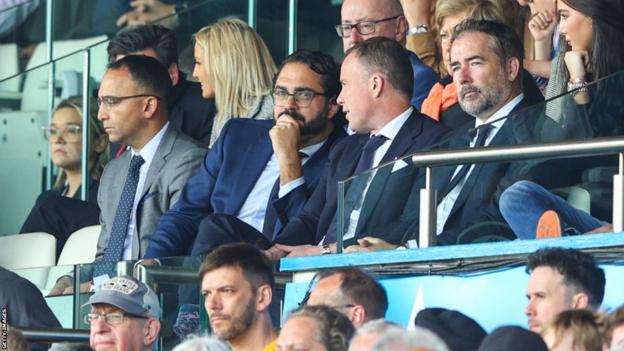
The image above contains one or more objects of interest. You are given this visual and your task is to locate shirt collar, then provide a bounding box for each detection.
[299,138,326,158]
[374,106,413,140]
[131,122,170,165]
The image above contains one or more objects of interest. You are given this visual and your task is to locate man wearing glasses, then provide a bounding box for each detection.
[144,50,345,258]
[84,276,161,351]
[336,0,439,110]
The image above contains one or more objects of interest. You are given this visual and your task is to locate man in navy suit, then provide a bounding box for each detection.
[265,37,449,259]
[347,20,538,252]
[144,50,345,259]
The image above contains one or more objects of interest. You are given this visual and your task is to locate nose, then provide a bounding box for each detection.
[525,299,535,317]
[337,90,345,106]
[192,64,200,81]
[455,65,472,85]
[349,28,364,46]
[90,316,110,334]
[204,294,221,312]
[97,104,108,121]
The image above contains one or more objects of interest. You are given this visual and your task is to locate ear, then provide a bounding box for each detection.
[571,292,590,309]
[395,16,408,43]
[143,318,161,346]
[506,57,520,82]
[369,74,384,98]
[256,284,273,312]
[142,96,159,119]
[349,305,367,328]
[168,63,179,86]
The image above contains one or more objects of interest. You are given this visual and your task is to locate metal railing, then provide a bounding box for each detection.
[412,137,624,247]
[21,328,89,343]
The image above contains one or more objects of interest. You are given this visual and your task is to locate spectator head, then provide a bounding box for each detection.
[172,334,230,351]
[603,305,624,350]
[365,324,450,351]
[525,248,605,332]
[434,0,518,73]
[307,268,388,328]
[414,308,487,351]
[449,19,524,122]
[277,305,355,351]
[541,309,603,351]
[338,37,413,133]
[84,276,161,351]
[199,243,274,344]
[107,25,180,86]
[272,50,341,143]
[98,55,172,149]
[338,0,407,52]
[478,326,547,351]
[46,95,109,191]
[193,17,277,144]
[349,319,402,351]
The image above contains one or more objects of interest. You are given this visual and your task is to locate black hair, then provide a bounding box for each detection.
[274,49,341,99]
[107,55,172,102]
[107,24,178,67]
[199,243,274,289]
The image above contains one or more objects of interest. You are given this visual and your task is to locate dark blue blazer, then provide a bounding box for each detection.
[275,109,450,246]
[144,119,345,258]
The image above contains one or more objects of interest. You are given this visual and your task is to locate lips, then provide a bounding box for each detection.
[460,86,481,100]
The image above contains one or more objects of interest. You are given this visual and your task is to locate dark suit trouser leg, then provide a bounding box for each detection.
[190,213,272,256]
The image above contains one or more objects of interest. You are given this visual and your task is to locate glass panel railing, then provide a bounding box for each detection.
[336,70,624,251]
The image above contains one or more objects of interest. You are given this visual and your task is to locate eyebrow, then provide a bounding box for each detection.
[274,85,316,92]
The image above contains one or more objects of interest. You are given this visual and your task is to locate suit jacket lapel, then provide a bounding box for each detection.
[139,127,177,200]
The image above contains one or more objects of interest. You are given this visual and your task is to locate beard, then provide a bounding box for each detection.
[458,83,504,118]
[210,295,257,341]
[278,109,329,137]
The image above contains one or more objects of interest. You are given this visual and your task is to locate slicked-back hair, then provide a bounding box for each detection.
[275,50,341,99]
[526,248,605,308]
[287,305,355,351]
[450,19,524,74]
[107,55,172,103]
[198,243,274,290]
[317,268,388,321]
[107,24,178,67]
[344,37,414,99]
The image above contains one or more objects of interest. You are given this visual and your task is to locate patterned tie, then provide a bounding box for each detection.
[94,155,144,277]
[325,134,388,243]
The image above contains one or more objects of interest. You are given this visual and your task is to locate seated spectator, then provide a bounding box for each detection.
[349,320,403,351]
[20,96,108,258]
[199,243,277,351]
[414,308,487,351]
[144,49,345,259]
[277,305,355,351]
[84,276,161,351]
[416,0,543,129]
[363,324,450,351]
[305,268,387,328]
[499,0,624,239]
[108,25,217,147]
[172,335,230,351]
[541,309,603,351]
[603,306,624,351]
[336,0,440,110]
[193,17,276,147]
[478,326,548,351]
[525,248,605,333]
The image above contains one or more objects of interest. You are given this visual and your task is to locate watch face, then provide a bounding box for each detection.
[408,25,429,35]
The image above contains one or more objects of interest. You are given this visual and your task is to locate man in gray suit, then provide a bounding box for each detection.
[50,55,206,294]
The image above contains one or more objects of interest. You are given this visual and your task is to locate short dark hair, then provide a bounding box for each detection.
[199,243,274,290]
[344,37,414,99]
[275,50,341,99]
[526,248,605,308]
[318,268,388,320]
[107,24,178,67]
[451,19,524,72]
[107,55,172,102]
[288,305,355,351]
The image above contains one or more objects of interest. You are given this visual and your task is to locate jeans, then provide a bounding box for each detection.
[499,180,605,239]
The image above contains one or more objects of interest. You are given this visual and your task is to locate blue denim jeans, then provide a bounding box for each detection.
[499,180,605,239]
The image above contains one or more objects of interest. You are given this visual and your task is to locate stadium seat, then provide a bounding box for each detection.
[0,232,56,288]
[57,225,100,265]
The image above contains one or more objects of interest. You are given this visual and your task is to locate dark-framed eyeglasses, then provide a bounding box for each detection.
[42,124,82,142]
[334,15,401,38]
[272,88,330,107]
[97,94,161,110]
[84,312,148,325]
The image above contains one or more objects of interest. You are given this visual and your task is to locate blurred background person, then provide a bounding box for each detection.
[541,309,603,351]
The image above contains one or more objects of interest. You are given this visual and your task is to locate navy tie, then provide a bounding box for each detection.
[94,155,144,277]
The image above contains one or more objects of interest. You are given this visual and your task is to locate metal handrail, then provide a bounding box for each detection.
[21,328,90,343]
[409,137,624,247]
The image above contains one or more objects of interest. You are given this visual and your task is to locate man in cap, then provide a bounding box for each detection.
[84,276,161,351]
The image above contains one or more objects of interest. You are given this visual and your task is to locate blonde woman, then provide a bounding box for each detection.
[193,17,277,146]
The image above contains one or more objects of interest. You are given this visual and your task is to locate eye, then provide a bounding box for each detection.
[296,91,315,99]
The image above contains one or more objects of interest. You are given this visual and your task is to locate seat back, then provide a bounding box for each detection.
[57,225,100,265]
[0,232,56,288]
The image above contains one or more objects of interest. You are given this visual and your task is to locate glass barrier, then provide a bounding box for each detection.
[0,0,41,81]
[296,0,342,63]
[336,70,624,251]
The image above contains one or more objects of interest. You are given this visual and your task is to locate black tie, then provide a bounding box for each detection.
[441,125,493,197]
[94,154,144,276]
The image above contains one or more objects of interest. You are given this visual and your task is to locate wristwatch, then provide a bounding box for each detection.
[407,24,429,35]
[320,244,332,255]
[567,77,588,95]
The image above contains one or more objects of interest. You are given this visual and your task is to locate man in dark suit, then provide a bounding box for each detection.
[265,37,449,259]
[144,50,345,259]
[348,20,538,251]
[108,24,215,146]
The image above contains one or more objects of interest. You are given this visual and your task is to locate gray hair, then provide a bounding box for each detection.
[371,326,450,351]
[172,335,231,351]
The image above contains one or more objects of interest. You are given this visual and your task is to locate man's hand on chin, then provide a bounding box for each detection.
[344,237,397,253]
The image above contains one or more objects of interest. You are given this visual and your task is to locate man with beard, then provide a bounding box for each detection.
[199,243,277,351]
[145,50,345,258]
